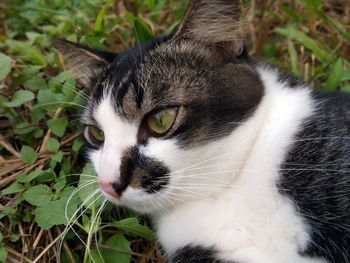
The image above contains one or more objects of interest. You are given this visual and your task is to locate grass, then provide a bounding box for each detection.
[0,0,349,262]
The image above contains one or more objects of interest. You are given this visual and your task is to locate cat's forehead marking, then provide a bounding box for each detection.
[110,70,142,120]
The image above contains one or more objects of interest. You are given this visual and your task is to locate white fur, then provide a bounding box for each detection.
[90,93,138,186]
[90,67,327,262]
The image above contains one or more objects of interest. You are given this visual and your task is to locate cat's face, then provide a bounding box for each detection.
[55,0,264,213]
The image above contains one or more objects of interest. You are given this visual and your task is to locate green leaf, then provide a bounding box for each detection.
[78,163,101,209]
[0,246,8,263]
[305,0,322,12]
[275,25,330,64]
[24,75,47,91]
[53,175,67,192]
[20,145,38,165]
[108,217,156,241]
[17,170,43,183]
[35,169,56,183]
[12,66,42,87]
[319,12,350,43]
[6,40,46,66]
[51,151,64,163]
[34,193,80,230]
[47,118,69,137]
[22,209,33,223]
[133,18,154,43]
[14,122,35,135]
[2,183,25,195]
[94,0,114,32]
[47,137,60,153]
[3,90,35,108]
[23,185,53,206]
[91,234,131,263]
[10,234,20,243]
[37,89,57,107]
[0,53,11,81]
[288,39,299,76]
[341,67,350,82]
[72,138,84,153]
[324,59,343,92]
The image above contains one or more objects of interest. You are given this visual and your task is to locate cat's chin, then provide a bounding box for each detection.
[100,187,164,214]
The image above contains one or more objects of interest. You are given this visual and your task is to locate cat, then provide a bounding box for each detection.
[54,0,350,262]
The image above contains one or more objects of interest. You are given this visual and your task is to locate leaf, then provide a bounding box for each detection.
[47,118,69,137]
[23,185,54,206]
[34,193,80,229]
[14,122,35,135]
[53,175,67,192]
[16,170,43,183]
[2,183,25,195]
[341,67,350,82]
[288,39,299,76]
[35,169,56,183]
[0,246,8,263]
[3,90,35,108]
[275,25,330,64]
[78,163,102,209]
[91,234,131,263]
[37,89,57,106]
[47,137,60,153]
[133,18,154,43]
[0,53,11,81]
[51,151,64,163]
[10,234,20,243]
[108,217,156,241]
[319,12,350,43]
[94,0,114,32]
[24,75,47,91]
[20,145,38,165]
[124,13,154,43]
[6,40,46,66]
[72,139,84,153]
[12,66,41,87]
[324,59,343,92]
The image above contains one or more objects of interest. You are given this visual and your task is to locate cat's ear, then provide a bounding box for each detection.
[53,39,116,87]
[174,0,244,56]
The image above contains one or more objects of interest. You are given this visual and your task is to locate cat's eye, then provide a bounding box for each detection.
[86,125,105,145]
[147,107,179,135]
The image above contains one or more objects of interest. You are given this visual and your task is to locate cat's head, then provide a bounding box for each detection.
[55,0,264,213]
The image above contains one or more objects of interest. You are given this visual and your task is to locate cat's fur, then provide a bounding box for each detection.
[54,0,350,262]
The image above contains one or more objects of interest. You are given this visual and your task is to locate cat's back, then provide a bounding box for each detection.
[279,90,350,262]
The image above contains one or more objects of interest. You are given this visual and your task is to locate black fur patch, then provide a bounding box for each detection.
[116,147,170,194]
[279,91,350,262]
[171,245,235,263]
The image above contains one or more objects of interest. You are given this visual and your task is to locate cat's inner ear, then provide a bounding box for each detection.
[174,0,244,56]
[53,39,116,87]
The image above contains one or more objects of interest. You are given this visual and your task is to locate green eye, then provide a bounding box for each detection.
[147,107,179,135]
[87,125,105,145]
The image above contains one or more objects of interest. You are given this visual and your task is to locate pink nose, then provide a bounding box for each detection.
[99,181,119,198]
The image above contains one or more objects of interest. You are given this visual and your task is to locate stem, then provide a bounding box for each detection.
[83,206,96,263]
